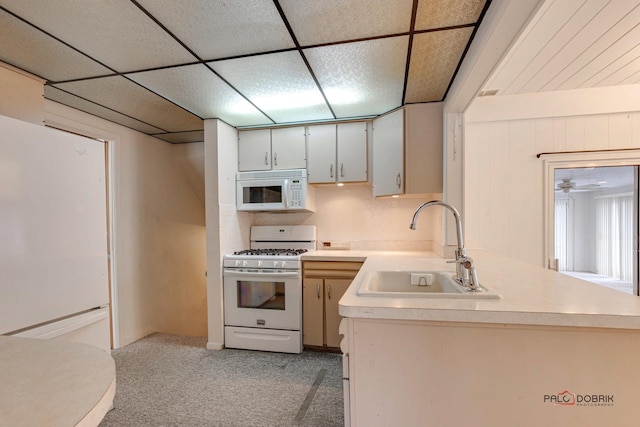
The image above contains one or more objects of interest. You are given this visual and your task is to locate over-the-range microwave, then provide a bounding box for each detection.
[236,169,315,212]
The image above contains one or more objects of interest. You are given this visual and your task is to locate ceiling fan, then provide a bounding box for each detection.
[555,178,600,193]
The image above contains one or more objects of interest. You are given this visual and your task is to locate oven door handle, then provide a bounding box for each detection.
[223,269,300,279]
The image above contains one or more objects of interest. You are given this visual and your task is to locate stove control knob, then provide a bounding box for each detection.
[242,260,248,267]
[273,261,279,268]
[281,261,287,268]
[257,261,263,267]
[235,260,241,267]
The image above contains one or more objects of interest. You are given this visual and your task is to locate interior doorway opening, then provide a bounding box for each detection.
[553,165,637,295]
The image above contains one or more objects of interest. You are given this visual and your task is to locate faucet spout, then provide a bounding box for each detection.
[410,200,464,252]
[410,200,480,291]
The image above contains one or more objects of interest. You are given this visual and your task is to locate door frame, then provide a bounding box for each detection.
[543,151,640,295]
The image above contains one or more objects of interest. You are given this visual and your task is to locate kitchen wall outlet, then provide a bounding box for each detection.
[322,241,351,250]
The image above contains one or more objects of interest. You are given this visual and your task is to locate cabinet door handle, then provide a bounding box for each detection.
[316,284,321,299]
[396,173,401,189]
[340,163,344,178]
[327,284,332,299]
[274,152,278,166]
[330,164,334,178]
[264,152,268,165]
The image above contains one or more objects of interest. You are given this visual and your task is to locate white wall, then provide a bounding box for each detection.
[0,63,44,125]
[204,119,251,350]
[464,87,640,267]
[173,142,205,205]
[45,101,207,347]
[571,192,596,273]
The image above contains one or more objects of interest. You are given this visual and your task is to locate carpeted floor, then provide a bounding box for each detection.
[99,334,344,427]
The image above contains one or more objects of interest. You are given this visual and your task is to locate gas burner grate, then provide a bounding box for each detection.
[233,248,309,256]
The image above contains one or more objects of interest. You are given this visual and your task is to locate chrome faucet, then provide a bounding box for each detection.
[410,200,481,291]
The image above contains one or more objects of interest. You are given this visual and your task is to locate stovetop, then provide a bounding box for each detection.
[232,248,309,257]
[223,225,316,269]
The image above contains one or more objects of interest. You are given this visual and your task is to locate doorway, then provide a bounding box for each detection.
[553,165,637,295]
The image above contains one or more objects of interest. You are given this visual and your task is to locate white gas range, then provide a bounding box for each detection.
[223,225,316,354]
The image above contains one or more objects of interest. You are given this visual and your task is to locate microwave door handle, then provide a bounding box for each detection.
[282,179,289,208]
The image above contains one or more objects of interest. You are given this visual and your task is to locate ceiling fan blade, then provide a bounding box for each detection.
[573,184,600,190]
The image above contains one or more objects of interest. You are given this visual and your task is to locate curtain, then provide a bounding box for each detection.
[596,194,633,281]
[555,199,570,271]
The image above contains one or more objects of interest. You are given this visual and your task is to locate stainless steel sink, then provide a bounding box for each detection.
[357,271,501,299]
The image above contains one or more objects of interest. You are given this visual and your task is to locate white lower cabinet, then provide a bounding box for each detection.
[302,261,362,348]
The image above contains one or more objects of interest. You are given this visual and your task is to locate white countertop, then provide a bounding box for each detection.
[0,336,115,427]
[304,249,640,329]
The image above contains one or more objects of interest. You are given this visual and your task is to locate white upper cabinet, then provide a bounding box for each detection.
[337,122,367,183]
[404,103,442,195]
[372,109,404,196]
[238,129,271,171]
[308,122,367,184]
[270,126,307,170]
[238,127,306,172]
[307,124,337,183]
[372,103,443,197]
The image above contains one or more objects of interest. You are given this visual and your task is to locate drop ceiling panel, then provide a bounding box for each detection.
[209,51,333,123]
[405,28,473,103]
[279,0,413,45]
[128,64,272,127]
[152,131,204,144]
[304,36,408,117]
[136,0,294,60]
[53,76,203,132]
[0,9,112,81]
[44,86,166,134]
[415,0,486,31]
[0,0,195,72]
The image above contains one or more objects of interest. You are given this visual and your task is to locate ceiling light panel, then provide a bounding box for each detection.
[53,76,203,132]
[152,131,204,144]
[304,36,408,117]
[0,9,112,82]
[44,86,166,134]
[280,0,413,45]
[0,0,195,72]
[209,51,333,123]
[405,28,473,103]
[415,0,486,31]
[136,0,294,60]
[128,64,272,127]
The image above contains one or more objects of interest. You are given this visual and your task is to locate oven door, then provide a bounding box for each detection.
[223,268,301,330]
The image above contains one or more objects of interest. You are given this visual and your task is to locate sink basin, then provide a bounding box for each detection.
[357,271,501,299]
